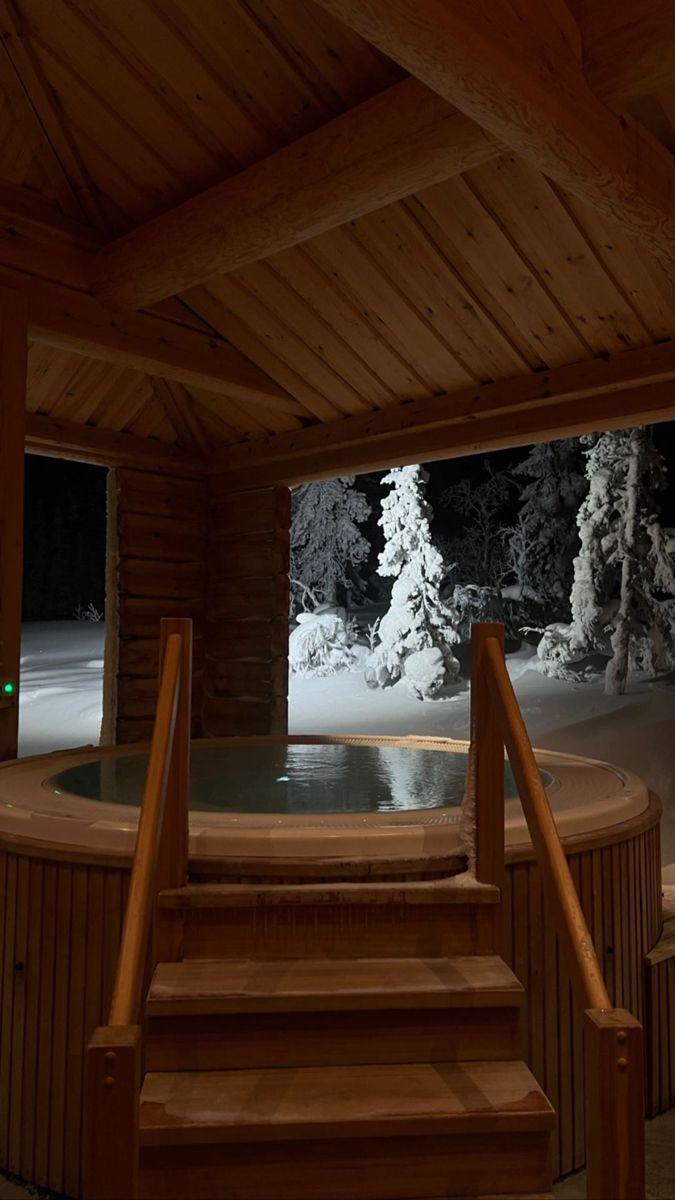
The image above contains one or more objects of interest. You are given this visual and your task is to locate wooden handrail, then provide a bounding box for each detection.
[471,623,645,1200]
[481,634,610,1012]
[109,632,182,1027]
[84,619,192,1200]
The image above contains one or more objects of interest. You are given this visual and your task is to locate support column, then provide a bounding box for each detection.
[0,288,28,761]
[111,467,207,743]
[203,481,290,736]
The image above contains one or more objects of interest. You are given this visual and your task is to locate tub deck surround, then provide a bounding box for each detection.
[0,738,650,866]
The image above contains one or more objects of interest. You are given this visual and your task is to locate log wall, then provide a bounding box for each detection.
[111,467,208,743]
[203,480,290,737]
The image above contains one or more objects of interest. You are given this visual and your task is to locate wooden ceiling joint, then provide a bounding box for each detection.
[309,0,675,280]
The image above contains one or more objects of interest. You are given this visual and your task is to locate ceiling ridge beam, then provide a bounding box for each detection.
[309,0,675,282]
[90,76,501,311]
[209,340,675,486]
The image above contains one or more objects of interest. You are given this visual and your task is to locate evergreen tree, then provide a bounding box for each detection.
[540,428,675,693]
[366,465,460,699]
[509,438,586,619]
[290,477,371,612]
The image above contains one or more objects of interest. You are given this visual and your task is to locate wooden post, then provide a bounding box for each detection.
[0,288,28,761]
[83,1025,141,1200]
[471,623,505,896]
[155,616,192,960]
[584,1008,646,1200]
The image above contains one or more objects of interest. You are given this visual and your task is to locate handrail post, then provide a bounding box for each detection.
[83,1025,141,1200]
[155,617,192,961]
[584,1008,646,1199]
[471,624,506,895]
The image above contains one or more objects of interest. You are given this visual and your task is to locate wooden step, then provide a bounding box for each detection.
[138,1060,553,1199]
[146,955,524,1070]
[157,879,500,960]
[147,955,524,1015]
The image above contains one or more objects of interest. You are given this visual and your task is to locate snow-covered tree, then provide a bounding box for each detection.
[509,438,586,619]
[441,465,512,588]
[540,428,675,693]
[366,465,460,699]
[290,477,371,613]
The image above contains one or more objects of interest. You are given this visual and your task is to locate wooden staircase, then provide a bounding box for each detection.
[136,879,555,1200]
[84,621,646,1200]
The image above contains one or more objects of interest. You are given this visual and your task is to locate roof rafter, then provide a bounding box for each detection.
[309,0,675,281]
[90,76,501,311]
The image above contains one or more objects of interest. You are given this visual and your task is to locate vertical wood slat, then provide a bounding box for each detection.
[504,818,661,1175]
[0,287,28,761]
[471,623,505,902]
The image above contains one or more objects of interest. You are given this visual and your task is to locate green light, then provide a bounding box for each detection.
[2,682,14,695]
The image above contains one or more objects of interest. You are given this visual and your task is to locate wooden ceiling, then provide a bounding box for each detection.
[4,0,675,479]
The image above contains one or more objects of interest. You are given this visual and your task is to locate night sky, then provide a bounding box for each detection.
[22,456,107,621]
[21,422,675,620]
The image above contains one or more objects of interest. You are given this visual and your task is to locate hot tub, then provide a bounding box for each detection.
[0,734,660,1196]
[0,733,650,862]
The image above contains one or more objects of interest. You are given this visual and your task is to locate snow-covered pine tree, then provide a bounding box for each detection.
[540,428,675,693]
[509,438,586,619]
[290,477,371,612]
[366,465,460,699]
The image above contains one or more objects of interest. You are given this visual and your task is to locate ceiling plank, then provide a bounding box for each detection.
[571,1,675,106]
[209,340,675,486]
[90,76,501,310]
[0,262,301,408]
[25,411,203,473]
[150,377,212,457]
[0,0,108,230]
[309,0,675,281]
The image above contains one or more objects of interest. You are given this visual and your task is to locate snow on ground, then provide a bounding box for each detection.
[16,622,675,866]
[18,621,105,758]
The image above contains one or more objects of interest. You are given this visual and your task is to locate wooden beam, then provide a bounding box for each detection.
[0,259,297,408]
[0,286,28,760]
[91,77,500,311]
[310,0,675,279]
[573,0,675,105]
[209,341,675,487]
[25,412,205,473]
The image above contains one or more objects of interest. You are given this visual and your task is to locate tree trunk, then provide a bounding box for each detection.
[605,428,643,695]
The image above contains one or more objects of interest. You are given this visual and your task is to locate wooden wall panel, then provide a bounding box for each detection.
[0,845,129,1197]
[113,467,207,743]
[504,815,662,1179]
[203,482,290,737]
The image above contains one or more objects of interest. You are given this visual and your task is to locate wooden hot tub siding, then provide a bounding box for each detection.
[0,795,663,1195]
